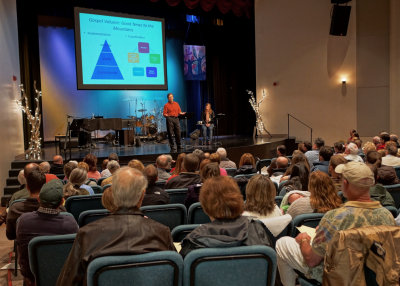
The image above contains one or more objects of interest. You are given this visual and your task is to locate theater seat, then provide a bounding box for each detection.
[187,202,211,224]
[183,245,277,286]
[65,194,104,221]
[140,203,187,230]
[86,251,183,286]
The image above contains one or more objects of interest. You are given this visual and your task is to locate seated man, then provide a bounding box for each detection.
[57,167,175,286]
[276,161,395,285]
[311,146,333,174]
[142,164,170,206]
[6,169,47,240]
[165,154,201,189]
[9,163,39,205]
[305,138,325,168]
[156,154,172,181]
[382,142,400,167]
[216,147,237,169]
[50,155,64,174]
[344,142,363,163]
[39,161,58,182]
[269,156,289,184]
[100,160,120,187]
[16,180,78,286]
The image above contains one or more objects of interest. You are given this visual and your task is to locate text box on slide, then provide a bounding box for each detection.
[146,67,157,77]
[128,53,140,63]
[138,42,150,53]
[133,67,145,76]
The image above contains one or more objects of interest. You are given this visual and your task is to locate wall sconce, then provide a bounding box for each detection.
[341,78,347,96]
[341,77,347,85]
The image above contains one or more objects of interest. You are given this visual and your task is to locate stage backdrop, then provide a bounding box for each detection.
[39,25,186,141]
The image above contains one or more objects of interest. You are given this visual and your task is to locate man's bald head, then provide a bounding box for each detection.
[276,156,289,169]
[156,155,169,169]
[24,163,39,178]
[53,155,63,165]
[39,161,51,174]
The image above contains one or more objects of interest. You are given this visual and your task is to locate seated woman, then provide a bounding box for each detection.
[286,171,341,219]
[242,174,282,219]
[63,168,91,200]
[83,153,101,180]
[168,153,186,181]
[209,153,228,176]
[235,153,257,176]
[180,176,272,257]
[184,162,220,209]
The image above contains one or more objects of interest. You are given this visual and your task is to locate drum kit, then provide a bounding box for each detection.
[129,106,160,138]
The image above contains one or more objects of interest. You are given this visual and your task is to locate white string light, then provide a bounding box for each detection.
[247,89,267,135]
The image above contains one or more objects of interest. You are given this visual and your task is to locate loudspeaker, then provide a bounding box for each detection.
[330,5,351,36]
[135,138,142,147]
[190,129,201,140]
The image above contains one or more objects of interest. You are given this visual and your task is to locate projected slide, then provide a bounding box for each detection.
[75,8,167,90]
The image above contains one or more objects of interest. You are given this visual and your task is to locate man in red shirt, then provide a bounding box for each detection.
[163,93,185,152]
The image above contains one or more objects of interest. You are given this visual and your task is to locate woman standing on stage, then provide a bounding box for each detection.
[202,103,215,145]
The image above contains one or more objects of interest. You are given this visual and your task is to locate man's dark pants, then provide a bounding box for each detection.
[166,116,181,150]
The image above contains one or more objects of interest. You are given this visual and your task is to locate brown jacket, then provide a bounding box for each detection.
[323,225,400,286]
[56,208,176,286]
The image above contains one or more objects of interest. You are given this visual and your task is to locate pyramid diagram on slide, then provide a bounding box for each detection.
[91,40,124,80]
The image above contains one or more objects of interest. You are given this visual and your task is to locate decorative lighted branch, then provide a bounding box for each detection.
[16,82,42,159]
[248,89,267,135]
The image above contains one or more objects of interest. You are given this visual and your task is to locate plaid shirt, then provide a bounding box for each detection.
[37,207,59,215]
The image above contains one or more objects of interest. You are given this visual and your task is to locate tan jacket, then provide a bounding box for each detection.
[323,225,400,286]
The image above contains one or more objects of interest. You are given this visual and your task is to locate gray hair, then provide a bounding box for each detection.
[216,147,227,159]
[107,160,120,174]
[39,161,51,174]
[69,168,88,186]
[346,142,359,155]
[112,167,148,209]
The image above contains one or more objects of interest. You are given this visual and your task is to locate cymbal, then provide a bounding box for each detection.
[138,109,147,112]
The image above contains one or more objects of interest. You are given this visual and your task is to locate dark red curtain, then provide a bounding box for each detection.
[149,0,253,18]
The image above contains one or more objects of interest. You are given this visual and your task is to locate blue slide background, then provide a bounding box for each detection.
[78,12,165,86]
[38,25,185,141]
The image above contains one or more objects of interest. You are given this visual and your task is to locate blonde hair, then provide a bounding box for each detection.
[128,159,145,172]
[244,175,276,215]
[362,142,376,155]
[308,171,342,213]
[112,167,147,209]
[63,168,89,199]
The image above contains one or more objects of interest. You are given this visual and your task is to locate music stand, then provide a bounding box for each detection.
[214,113,225,146]
[178,112,193,149]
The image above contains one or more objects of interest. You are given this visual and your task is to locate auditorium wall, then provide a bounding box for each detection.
[255,0,399,145]
[0,0,24,194]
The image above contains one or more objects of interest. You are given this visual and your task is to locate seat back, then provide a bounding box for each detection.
[91,185,103,194]
[188,202,211,224]
[394,166,400,180]
[274,196,283,207]
[78,209,111,227]
[87,251,183,286]
[97,177,107,186]
[384,205,398,218]
[383,184,400,209]
[28,234,76,286]
[183,245,277,286]
[65,194,104,221]
[225,168,237,177]
[256,159,272,173]
[55,174,64,180]
[102,184,112,191]
[140,204,187,230]
[166,188,188,205]
[171,224,200,242]
[155,180,167,189]
[291,213,324,237]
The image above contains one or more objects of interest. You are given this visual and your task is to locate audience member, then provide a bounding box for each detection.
[390,133,400,148]
[285,163,310,192]
[333,141,345,154]
[142,164,169,206]
[366,150,382,167]
[17,169,26,189]
[298,141,312,154]
[50,155,64,174]
[362,141,376,156]
[100,160,120,187]
[6,169,47,240]
[63,161,78,181]
[286,171,341,219]
[180,176,272,257]
[184,162,220,208]
[276,161,395,285]
[39,161,58,182]
[269,156,289,184]
[377,165,400,185]
[311,146,333,174]
[209,153,228,176]
[280,191,310,214]
[368,165,395,207]
[57,167,175,285]
[165,154,201,189]
[382,142,400,166]
[373,135,381,147]
[216,147,237,169]
[9,163,39,205]
[281,152,310,182]
[344,142,363,162]
[156,154,172,180]
[192,149,205,162]
[305,138,324,167]
[100,159,110,178]
[128,159,145,172]
[169,153,186,181]
[83,153,101,179]
[63,168,91,200]
[354,139,363,156]
[378,132,391,150]
[235,153,257,175]
[203,152,210,159]
[348,129,359,142]
[328,155,347,191]
[16,180,78,285]
[242,174,282,219]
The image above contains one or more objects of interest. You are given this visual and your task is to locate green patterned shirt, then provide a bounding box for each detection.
[308,201,395,281]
